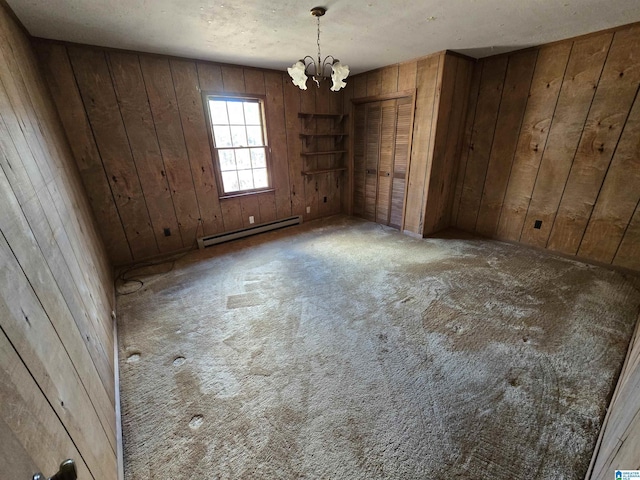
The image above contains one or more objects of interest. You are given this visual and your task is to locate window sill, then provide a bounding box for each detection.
[219,188,275,200]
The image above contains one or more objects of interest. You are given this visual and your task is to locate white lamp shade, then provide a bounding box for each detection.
[330,61,349,91]
[288,61,308,90]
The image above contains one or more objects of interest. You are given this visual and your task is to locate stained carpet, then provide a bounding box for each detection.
[117,215,640,479]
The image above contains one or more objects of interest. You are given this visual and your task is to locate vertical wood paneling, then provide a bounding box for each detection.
[36,43,132,265]
[196,62,243,232]
[520,32,613,247]
[442,58,474,230]
[264,73,291,220]
[367,70,382,97]
[398,61,417,91]
[301,87,318,220]
[381,65,399,94]
[0,4,116,478]
[0,332,93,480]
[496,42,572,240]
[475,49,538,237]
[404,54,441,235]
[42,40,347,265]
[613,202,640,270]
[244,69,266,95]
[455,23,640,272]
[139,56,202,246]
[578,93,640,263]
[108,52,183,253]
[69,46,158,259]
[456,56,508,231]
[452,61,482,226]
[353,75,368,98]
[170,58,225,236]
[548,25,640,254]
[423,55,458,234]
[342,81,354,215]
[283,80,305,216]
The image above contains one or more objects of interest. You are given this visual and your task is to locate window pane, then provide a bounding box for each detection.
[246,126,263,146]
[250,148,266,168]
[244,102,261,125]
[230,126,247,147]
[235,149,251,169]
[213,126,232,147]
[209,100,228,124]
[238,169,254,190]
[253,168,268,188]
[227,101,245,124]
[222,171,239,192]
[218,149,236,171]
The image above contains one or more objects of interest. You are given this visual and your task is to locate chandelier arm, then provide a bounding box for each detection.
[322,55,337,76]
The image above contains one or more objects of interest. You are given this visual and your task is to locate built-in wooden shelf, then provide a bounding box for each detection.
[300,150,347,156]
[299,133,348,138]
[298,113,348,129]
[299,133,348,147]
[301,167,347,176]
[298,113,348,120]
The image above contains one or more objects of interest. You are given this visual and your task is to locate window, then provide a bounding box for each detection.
[205,95,271,196]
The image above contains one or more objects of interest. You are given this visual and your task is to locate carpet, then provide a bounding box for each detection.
[116,215,640,479]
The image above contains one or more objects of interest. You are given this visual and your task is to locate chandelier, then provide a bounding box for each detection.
[287,7,349,92]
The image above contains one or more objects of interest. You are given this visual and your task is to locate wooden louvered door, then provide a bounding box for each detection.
[364,103,381,221]
[352,96,413,229]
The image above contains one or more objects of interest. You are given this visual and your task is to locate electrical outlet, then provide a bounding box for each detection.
[249,216,255,224]
[306,206,311,214]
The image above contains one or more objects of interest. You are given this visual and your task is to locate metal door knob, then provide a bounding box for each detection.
[33,459,77,480]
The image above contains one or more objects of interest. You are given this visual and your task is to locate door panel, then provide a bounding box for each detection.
[364,103,381,221]
[377,100,398,224]
[353,104,367,217]
[353,96,413,229]
[389,97,413,229]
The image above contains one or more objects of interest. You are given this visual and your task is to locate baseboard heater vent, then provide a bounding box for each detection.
[197,215,302,249]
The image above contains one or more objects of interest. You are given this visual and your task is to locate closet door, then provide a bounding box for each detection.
[389,97,413,229]
[353,104,367,217]
[364,103,381,222]
[376,99,398,224]
[352,96,413,229]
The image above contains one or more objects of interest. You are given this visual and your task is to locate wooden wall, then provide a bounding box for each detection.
[345,51,473,236]
[35,41,344,265]
[453,23,640,271]
[0,3,117,479]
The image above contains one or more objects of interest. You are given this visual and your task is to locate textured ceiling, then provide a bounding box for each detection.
[7,0,640,75]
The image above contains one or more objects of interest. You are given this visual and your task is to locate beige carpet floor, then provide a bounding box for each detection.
[117,215,640,479]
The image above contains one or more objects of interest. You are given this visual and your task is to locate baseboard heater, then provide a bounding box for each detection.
[197,215,302,249]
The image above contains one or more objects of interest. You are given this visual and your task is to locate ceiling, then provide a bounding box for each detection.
[8,0,640,75]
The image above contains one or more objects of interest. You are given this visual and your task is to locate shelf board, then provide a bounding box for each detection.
[299,133,348,138]
[301,167,347,176]
[301,150,347,156]
[298,113,349,119]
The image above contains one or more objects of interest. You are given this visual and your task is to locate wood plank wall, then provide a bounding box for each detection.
[345,51,473,236]
[0,3,116,479]
[453,23,640,272]
[35,40,344,265]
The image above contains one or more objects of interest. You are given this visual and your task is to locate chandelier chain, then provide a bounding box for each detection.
[316,15,321,63]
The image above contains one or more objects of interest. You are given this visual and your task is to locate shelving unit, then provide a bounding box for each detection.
[298,113,349,177]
